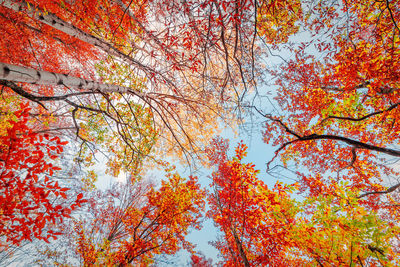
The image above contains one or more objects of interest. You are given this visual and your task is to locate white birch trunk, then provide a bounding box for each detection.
[0,62,145,95]
[0,0,151,74]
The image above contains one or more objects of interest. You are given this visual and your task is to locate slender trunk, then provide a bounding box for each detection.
[0,0,154,77]
[0,62,145,96]
[231,227,251,267]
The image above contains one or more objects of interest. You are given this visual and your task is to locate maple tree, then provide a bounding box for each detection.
[206,139,400,266]
[259,0,400,265]
[264,0,400,191]
[33,173,205,266]
[291,182,400,266]
[206,138,299,266]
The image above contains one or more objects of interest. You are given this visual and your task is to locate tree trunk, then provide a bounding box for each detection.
[0,0,155,77]
[0,62,145,95]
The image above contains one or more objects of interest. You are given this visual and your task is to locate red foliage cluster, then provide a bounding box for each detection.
[0,103,84,246]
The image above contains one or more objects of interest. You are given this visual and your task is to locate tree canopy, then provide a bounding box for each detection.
[1,0,400,266]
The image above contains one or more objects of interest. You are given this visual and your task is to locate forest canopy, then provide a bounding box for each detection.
[0,0,399,266]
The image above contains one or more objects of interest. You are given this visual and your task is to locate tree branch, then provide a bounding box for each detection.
[358,182,400,198]
[0,79,98,102]
[265,116,400,169]
[321,102,400,123]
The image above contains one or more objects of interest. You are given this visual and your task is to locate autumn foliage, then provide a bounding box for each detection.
[206,138,298,266]
[69,174,205,266]
[206,139,400,266]
[0,101,84,246]
[190,252,213,267]
[1,0,400,266]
